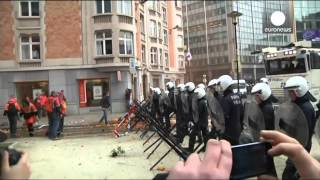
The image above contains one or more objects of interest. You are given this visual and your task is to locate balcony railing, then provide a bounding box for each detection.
[93,14,112,24]
[18,60,41,68]
[94,56,114,64]
[120,57,130,63]
[118,15,133,24]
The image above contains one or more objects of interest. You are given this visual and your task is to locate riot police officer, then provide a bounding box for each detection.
[151,88,161,121]
[251,82,278,130]
[197,83,206,90]
[217,75,243,145]
[185,82,202,151]
[175,84,187,143]
[188,87,209,151]
[207,79,223,138]
[282,76,317,180]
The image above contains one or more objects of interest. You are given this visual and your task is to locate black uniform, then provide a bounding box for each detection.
[180,91,190,143]
[220,89,243,145]
[259,96,276,130]
[151,93,160,120]
[282,94,316,180]
[259,96,278,177]
[175,91,184,143]
[188,91,203,152]
[207,88,225,138]
[189,97,209,151]
[163,89,175,130]
[160,93,171,130]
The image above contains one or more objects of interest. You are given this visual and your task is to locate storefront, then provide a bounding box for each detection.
[0,68,131,115]
[79,78,110,107]
[15,81,49,102]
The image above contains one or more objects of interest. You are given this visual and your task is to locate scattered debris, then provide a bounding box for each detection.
[110,146,126,157]
[156,164,166,171]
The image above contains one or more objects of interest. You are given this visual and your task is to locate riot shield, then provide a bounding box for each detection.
[275,101,309,147]
[191,93,199,123]
[180,92,189,115]
[239,101,265,144]
[206,91,225,133]
[315,116,320,145]
[159,93,170,115]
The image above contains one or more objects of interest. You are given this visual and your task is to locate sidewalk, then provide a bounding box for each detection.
[0,112,126,128]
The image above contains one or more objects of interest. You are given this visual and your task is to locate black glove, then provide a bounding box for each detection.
[19,112,24,117]
[3,111,7,116]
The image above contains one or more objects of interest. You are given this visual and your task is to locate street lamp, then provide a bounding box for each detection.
[228,10,242,95]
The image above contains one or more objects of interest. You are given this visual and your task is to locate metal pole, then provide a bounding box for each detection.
[150,148,173,171]
[234,22,240,94]
[184,0,191,82]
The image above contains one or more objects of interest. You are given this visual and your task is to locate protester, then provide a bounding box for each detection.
[40,92,47,117]
[1,151,31,179]
[99,91,110,124]
[20,97,37,137]
[3,95,21,138]
[47,91,61,140]
[34,93,42,119]
[57,91,67,137]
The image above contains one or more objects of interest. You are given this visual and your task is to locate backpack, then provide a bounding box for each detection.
[7,103,18,115]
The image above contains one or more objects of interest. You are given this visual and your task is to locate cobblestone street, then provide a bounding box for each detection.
[5,130,320,179]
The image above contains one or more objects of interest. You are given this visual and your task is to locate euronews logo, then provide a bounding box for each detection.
[263,10,292,33]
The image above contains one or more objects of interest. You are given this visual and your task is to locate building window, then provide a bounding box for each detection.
[20,1,39,17]
[163,29,168,45]
[179,55,184,68]
[158,22,162,39]
[165,52,169,67]
[142,45,146,63]
[96,30,112,56]
[149,20,157,37]
[162,7,167,22]
[79,79,110,107]
[159,48,163,65]
[148,1,157,11]
[96,0,111,14]
[152,78,160,87]
[140,14,145,33]
[119,31,133,55]
[176,35,184,48]
[20,34,40,60]
[117,0,132,16]
[150,47,157,64]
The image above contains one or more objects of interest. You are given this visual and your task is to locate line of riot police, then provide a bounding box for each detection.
[148,75,318,179]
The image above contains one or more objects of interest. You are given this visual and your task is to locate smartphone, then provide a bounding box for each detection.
[230,142,275,179]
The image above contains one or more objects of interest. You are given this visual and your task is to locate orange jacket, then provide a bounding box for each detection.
[4,98,21,112]
[21,103,37,125]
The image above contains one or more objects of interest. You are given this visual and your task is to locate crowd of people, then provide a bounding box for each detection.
[3,90,67,140]
[149,74,319,179]
[1,74,320,179]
